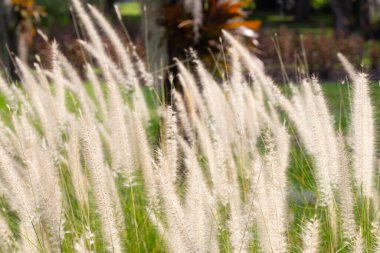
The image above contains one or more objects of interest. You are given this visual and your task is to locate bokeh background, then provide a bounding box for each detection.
[1,0,380,83]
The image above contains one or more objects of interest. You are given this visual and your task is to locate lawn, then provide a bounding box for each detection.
[116,1,141,17]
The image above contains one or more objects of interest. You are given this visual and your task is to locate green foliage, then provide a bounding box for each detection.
[311,0,329,10]
[36,0,70,26]
[116,173,166,252]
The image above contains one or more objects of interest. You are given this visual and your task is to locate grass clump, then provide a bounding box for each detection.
[0,1,380,252]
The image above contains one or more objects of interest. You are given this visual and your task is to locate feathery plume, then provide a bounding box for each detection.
[0,214,15,252]
[336,134,357,241]
[154,149,197,253]
[301,218,319,253]
[80,119,124,253]
[338,53,375,198]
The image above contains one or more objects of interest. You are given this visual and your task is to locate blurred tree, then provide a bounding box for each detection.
[311,0,328,10]
[36,0,70,27]
[0,0,14,74]
[295,0,310,21]
[10,0,45,63]
[141,0,169,84]
[88,0,116,14]
[105,0,116,13]
[158,0,260,97]
[330,0,352,34]
[0,0,44,77]
[161,0,260,63]
[358,0,370,32]
[255,0,277,10]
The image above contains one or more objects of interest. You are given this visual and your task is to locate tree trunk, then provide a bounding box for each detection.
[104,0,115,14]
[0,0,14,75]
[358,0,371,33]
[16,25,30,64]
[330,0,353,35]
[87,0,115,15]
[361,0,380,37]
[141,0,169,86]
[295,0,310,21]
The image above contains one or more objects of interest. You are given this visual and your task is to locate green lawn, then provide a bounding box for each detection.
[117,1,141,17]
[252,11,334,34]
